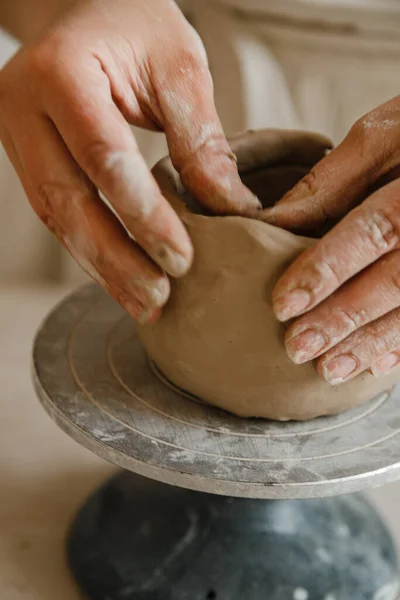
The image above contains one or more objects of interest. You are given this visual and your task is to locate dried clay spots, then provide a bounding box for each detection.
[136,129,400,420]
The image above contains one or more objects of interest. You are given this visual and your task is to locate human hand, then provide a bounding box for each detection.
[263,97,400,384]
[0,0,259,323]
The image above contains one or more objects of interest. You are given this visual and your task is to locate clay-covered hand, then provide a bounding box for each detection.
[0,0,258,324]
[263,97,400,384]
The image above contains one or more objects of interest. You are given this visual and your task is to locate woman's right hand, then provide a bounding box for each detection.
[0,0,259,323]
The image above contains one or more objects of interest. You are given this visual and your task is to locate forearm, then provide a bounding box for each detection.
[0,0,73,42]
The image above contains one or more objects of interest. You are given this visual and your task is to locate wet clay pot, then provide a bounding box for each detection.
[136,129,399,420]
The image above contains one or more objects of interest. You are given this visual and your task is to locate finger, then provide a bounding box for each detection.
[263,102,400,232]
[272,178,400,322]
[284,249,400,363]
[151,129,333,217]
[9,112,170,322]
[155,51,262,216]
[371,347,400,378]
[316,307,400,385]
[228,129,332,212]
[41,58,193,278]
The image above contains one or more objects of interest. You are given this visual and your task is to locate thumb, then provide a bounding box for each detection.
[262,113,395,234]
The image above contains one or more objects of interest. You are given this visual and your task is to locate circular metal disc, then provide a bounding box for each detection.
[32,284,400,499]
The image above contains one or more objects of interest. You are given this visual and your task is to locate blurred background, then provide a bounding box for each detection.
[1,0,400,286]
[1,4,400,599]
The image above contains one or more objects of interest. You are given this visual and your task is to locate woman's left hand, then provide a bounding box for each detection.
[263,97,400,385]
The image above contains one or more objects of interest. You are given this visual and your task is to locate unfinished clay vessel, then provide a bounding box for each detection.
[136,129,398,420]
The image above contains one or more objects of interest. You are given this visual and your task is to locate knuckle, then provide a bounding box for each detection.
[357,105,400,132]
[192,133,229,165]
[351,107,400,162]
[364,330,390,356]
[314,255,341,288]
[36,181,68,214]
[351,115,370,139]
[188,27,209,67]
[27,41,57,78]
[351,110,381,141]
[175,46,209,80]
[352,320,390,358]
[332,306,368,332]
[349,115,379,160]
[297,169,320,197]
[26,33,74,82]
[81,140,114,181]
[359,209,399,253]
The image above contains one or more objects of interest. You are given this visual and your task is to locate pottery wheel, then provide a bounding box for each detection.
[32,284,400,500]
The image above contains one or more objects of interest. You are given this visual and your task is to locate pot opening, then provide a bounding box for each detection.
[181,163,310,215]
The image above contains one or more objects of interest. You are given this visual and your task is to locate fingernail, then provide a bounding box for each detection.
[147,286,167,308]
[152,244,191,277]
[231,184,262,213]
[243,195,263,218]
[286,329,327,364]
[130,277,170,308]
[137,307,159,325]
[371,353,400,377]
[322,354,358,385]
[228,151,237,163]
[252,195,263,210]
[120,297,143,320]
[119,289,163,325]
[274,289,312,322]
[232,189,262,214]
